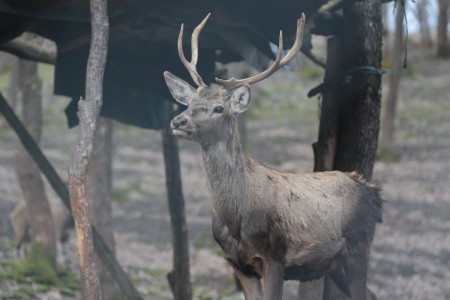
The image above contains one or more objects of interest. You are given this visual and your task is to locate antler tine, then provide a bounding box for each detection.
[177,13,211,87]
[215,32,284,91]
[216,13,306,91]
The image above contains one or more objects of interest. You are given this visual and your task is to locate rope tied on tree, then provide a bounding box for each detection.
[308,66,389,97]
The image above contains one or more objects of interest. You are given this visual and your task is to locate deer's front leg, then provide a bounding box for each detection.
[261,261,284,300]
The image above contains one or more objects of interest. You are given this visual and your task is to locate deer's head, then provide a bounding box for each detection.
[164,13,305,146]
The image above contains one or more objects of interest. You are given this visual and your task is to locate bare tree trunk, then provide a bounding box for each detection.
[313,37,342,173]
[87,117,121,299]
[380,0,405,151]
[437,0,450,57]
[334,0,383,181]
[16,60,57,263]
[417,0,433,47]
[161,104,192,300]
[68,0,109,298]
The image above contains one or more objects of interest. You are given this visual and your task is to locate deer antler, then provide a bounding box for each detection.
[216,13,306,91]
[177,13,211,87]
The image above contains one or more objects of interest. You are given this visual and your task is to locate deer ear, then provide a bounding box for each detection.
[164,71,197,106]
[230,85,251,114]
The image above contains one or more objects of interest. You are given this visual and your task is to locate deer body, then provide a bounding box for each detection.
[164,13,382,300]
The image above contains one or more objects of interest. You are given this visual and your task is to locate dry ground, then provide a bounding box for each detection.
[0,45,449,299]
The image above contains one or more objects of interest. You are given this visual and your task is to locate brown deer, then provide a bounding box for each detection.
[164,13,382,300]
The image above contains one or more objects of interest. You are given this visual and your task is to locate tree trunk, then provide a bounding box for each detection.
[380,0,405,151]
[68,0,109,297]
[16,60,57,264]
[161,103,192,300]
[417,0,433,47]
[333,0,382,181]
[87,117,121,299]
[313,37,342,173]
[437,0,450,57]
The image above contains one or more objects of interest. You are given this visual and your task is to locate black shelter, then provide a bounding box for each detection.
[0,0,341,129]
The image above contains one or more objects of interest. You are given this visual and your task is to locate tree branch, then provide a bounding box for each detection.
[0,32,56,64]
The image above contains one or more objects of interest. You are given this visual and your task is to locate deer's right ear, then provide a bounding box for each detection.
[164,71,197,106]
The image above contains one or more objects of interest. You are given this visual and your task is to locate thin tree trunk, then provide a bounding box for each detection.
[437,0,450,57]
[417,0,433,47]
[88,117,121,299]
[380,1,405,151]
[16,60,57,263]
[313,37,342,173]
[68,0,109,298]
[161,103,192,300]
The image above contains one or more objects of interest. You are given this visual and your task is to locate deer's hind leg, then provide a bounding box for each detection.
[342,238,371,300]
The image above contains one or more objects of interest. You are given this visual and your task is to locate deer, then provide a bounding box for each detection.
[10,199,73,251]
[163,13,383,300]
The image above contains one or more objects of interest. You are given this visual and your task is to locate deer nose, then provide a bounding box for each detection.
[172,117,187,129]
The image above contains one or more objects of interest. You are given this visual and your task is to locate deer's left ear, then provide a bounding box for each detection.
[230,85,251,114]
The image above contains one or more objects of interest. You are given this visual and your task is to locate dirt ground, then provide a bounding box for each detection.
[1,44,450,299]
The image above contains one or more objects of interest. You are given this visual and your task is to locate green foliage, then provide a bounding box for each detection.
[12,286,36,299]
[113,181,146,204]
[376,147,400,163]
[296,66,323,80]
[113,187,131,204]
[0,243,80,297]
[193,287,214,300]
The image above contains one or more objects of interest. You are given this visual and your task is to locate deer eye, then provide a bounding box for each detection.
[213,106,224,114]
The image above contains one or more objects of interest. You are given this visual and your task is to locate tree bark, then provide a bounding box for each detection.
[380,1,405,151]
[437,0,450,57]
[313,37,342,173]
[87,117,121,299]
[68,0,109,298]
[333,0,383,181]
[161,103,192,300]
[16,60,57,263]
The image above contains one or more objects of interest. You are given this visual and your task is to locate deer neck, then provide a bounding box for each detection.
[201,119,248,228]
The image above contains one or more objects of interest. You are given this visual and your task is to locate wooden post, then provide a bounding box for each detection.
[161,103,193,300]
[67,0,109,298]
